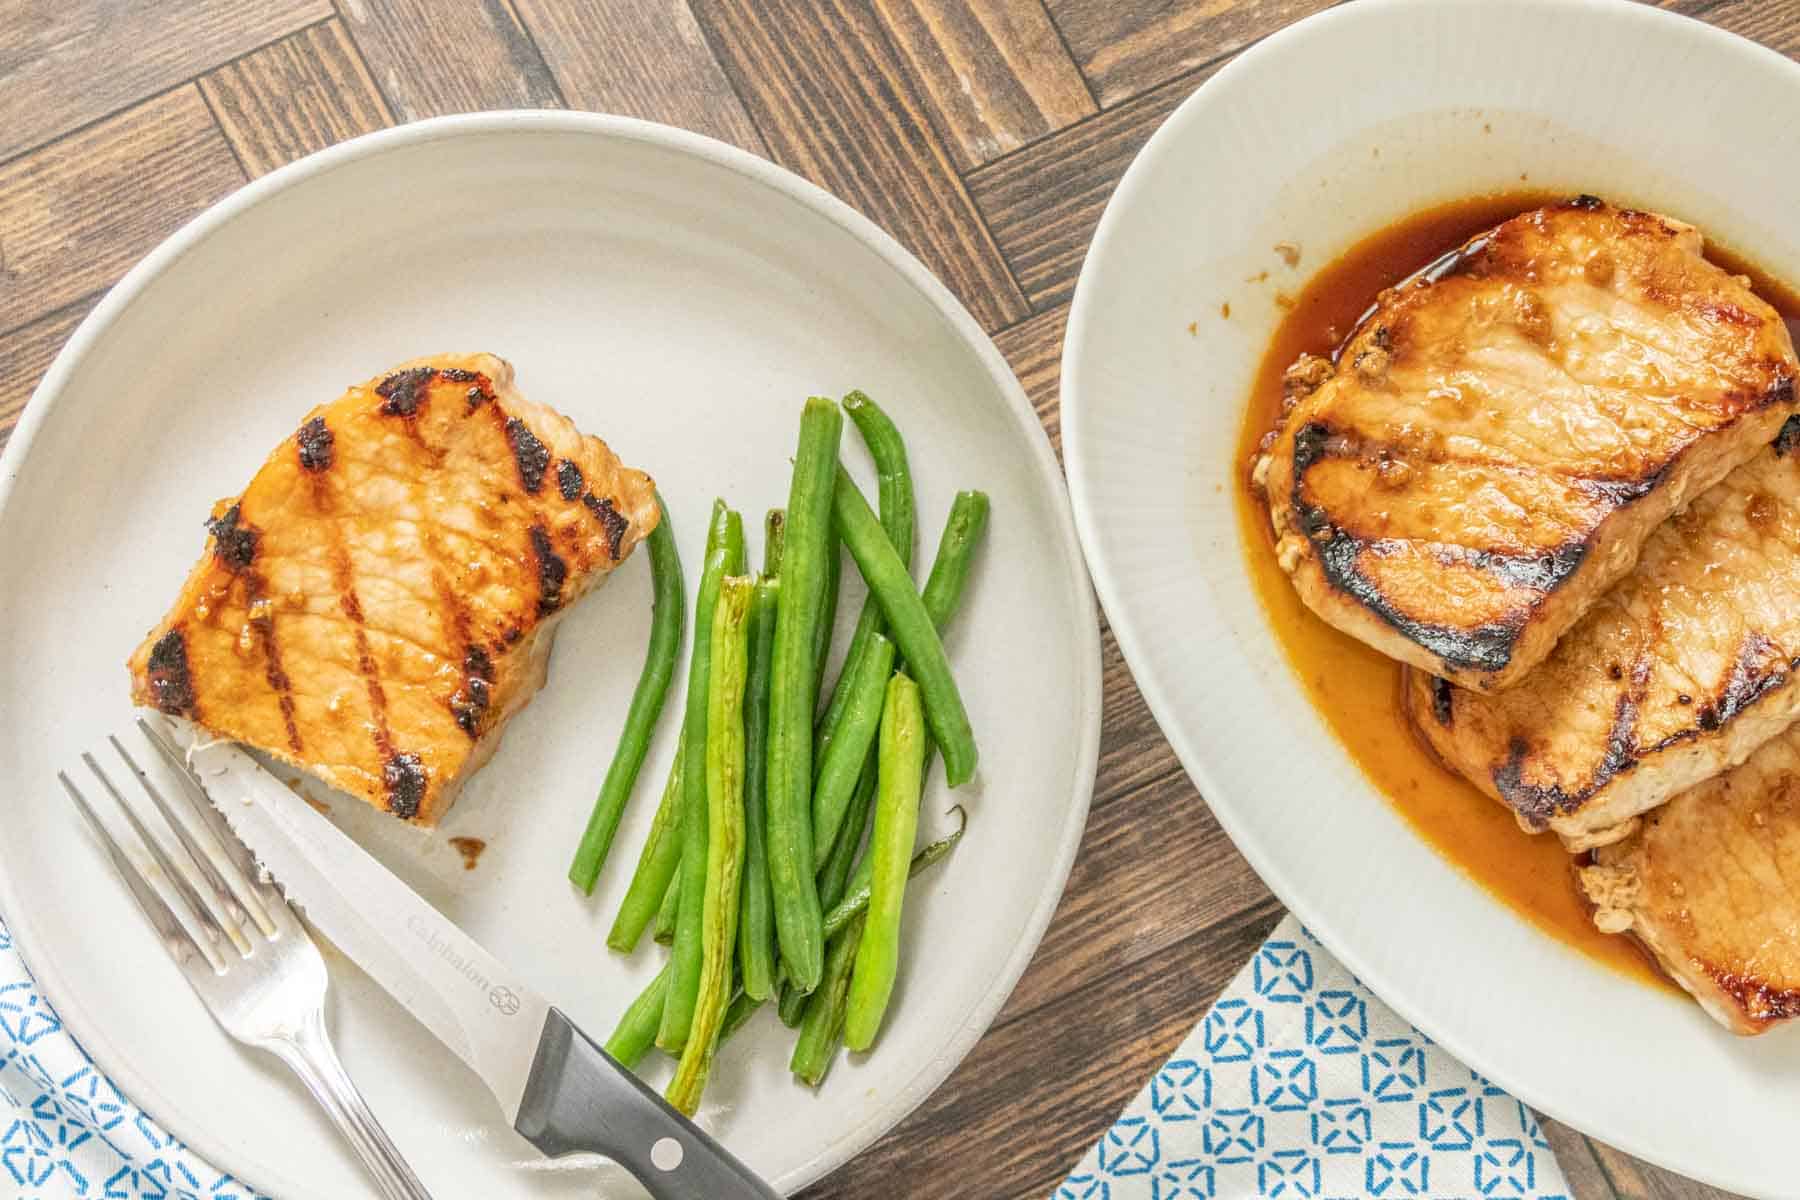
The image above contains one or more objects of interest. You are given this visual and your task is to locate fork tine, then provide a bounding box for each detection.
[83,751,239,956]
[136,717,279,901]
[112,732,275,942]
[59,770,228,974]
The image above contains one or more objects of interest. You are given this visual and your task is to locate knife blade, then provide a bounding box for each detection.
[153,716,779,1200]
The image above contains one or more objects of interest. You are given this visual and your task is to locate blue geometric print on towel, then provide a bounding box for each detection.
[1473,1137,1537,1196]
[1055,1174,1110,1200]
[1250,1049,1316,1112]
[1201,1109,1262,1165]
[1306,989,1367,1055]
[1099,1117,1160,1176]
[1258,1148,1321,1197]
[0,983,61,1047]
[1201,1000,1262,1063]
[1311,1097,1373,1156]
[1253,943,1314,1004]
[1366,1141,1430,1196]
[1362,1036,1427,1102]
[1151,1158,1215,1200]
[1150,1060,1210,1122]
[1419,1086,1483,1150]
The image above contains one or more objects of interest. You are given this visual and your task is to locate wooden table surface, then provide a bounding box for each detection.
[2,2,1790,1197]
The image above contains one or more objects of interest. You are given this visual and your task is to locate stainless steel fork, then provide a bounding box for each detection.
[58,720,434,1200]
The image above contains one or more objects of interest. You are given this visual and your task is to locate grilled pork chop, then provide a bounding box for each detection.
[1258,198,1800,692]
[127,353,658,825]
[1405,435,1800,848]
[1580,728,1800,1035]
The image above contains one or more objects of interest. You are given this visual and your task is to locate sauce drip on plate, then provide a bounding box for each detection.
[1234,191,1800,988]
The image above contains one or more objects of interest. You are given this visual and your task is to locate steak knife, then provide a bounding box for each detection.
[155,717,780,1200]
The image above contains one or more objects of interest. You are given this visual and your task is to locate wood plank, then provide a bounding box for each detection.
[1587,1139,1745,1200]
[0,298,91,454]
[996,759,1266,1028]
[0,0,328,164]
[692,0,1030,333]
[334,0,562,120]
[872,0,1095,171]
[1686,0,1800,57]
[510,0,764,154]
[968,61,1220,312]
[199,20,393,178]
[993,296,1067,452]
[1541,1118,1624,1200]
[1043,0,1332,106]
[0,88,245,335]
[799,898,1283,1199]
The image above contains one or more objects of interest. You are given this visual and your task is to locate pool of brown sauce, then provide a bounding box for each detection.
[1235,192,1800,988]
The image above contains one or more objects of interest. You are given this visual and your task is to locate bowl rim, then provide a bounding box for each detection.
[1060,0,1798,1192]
[0,109,1102,1196]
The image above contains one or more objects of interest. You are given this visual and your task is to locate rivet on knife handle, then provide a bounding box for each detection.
[514,1008,780,1199]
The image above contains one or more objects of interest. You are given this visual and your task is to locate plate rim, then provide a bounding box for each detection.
[1059,0,1794,1194]
[0,109,1102,1196]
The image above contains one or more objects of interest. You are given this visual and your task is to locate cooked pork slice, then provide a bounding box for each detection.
[127,353,658,825]
[1405,438,1800,847]
[1260,197,1799,692]
[1580,729,1800,1035]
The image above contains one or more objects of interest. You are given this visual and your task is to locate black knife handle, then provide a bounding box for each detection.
[515,1007,783,1199]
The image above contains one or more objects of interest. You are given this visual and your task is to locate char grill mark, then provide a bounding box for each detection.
[376,367,437,416]
[243,569,303,754]
[297,417,334,472]
[146,628,196,716]
[1288,421,1547,673]
[1430,676,1454,727]
[383,752,427,820]
[530,524,567,615]
[1776,414,1800,457]
[582,492,629,559]
[506,417,550,494]
[450,646,494,737]
[441,366,496,408]
[557,459,584,500]
[206,504,259,570]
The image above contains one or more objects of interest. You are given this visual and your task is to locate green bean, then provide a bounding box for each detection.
[818,763,876,912]
[790,913,864,1086]
[658,503,745,1051]
[604,963,670,1070]
[833,470,978,786]
[816,392,915,765]
[667,576,752,1114]
[737,576,781,1001]
[606,729,685,953]
[814,515,841,708]
[921,491,989,629]
[766,398,842,992]
[653,873,679,945]
[570,494,685,892]
[764,508,786,578]
[825,806,966,937]
[811,631,895,867]
[845,673,927,1051]
[720,991,762,1043]
[778,977,809,1028]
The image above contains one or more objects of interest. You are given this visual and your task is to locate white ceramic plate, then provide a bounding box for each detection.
[1063,1,1800,1195]
[0,113,1099,1198]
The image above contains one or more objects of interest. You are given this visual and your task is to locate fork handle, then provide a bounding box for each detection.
[262,1009,436,1200]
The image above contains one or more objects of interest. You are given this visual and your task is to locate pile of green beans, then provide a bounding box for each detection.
[580,393,990,1113]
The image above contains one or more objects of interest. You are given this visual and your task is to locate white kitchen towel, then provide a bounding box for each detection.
[1055,916,1571,1200]
[0,913,264,1200]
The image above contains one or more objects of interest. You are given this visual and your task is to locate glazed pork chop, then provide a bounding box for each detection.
[1405,435,1800,848]
[1258,198,1799,691]
[128,353,658,825]
[1580,728,1800,1035]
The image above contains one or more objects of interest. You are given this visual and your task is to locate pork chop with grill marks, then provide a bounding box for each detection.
[1580,727,1800,1035]
[1405,433,1800,848]
[1258,198,1799,692]
[127,353,658,825]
